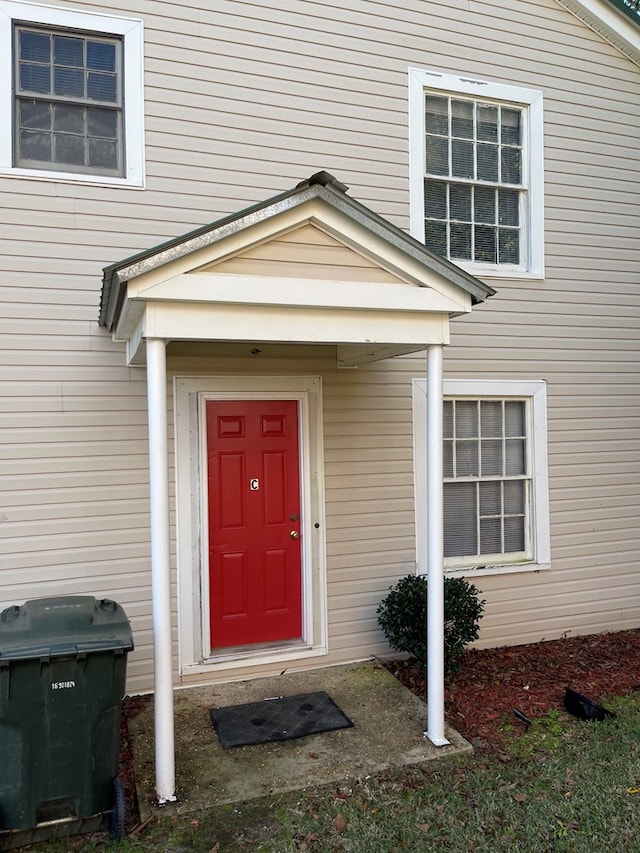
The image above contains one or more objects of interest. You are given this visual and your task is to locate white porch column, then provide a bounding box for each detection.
[146,337,177,803]
[425,344,449,746]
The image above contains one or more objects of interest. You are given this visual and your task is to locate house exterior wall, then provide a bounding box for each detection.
[1,0,639,693]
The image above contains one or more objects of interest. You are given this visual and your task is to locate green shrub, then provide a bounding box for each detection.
[376,574,485,675]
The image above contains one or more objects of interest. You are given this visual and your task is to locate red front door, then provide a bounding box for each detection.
[206,399,302,650]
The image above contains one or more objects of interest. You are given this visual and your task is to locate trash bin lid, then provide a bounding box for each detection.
[0,596,134,661]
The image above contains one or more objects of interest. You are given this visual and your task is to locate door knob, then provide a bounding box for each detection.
[290,530,300,540]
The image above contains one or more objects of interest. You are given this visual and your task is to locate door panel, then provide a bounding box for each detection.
[206,399,302,650]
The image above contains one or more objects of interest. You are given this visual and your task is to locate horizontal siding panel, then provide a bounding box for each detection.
[325,491,413,511]
[1,513,150,542]
[3,541,152,572]
[0,563,151,588]
[0,472,149,492]
[8,498,149,523]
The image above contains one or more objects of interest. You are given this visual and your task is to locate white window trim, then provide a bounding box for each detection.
[413,378,550,578]
[0,0,145,186]
[408,67,544,280]
[174,375,328,677]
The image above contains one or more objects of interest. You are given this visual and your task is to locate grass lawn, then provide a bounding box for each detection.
[26,691,640,853]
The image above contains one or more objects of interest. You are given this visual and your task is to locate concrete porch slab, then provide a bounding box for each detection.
[127,660,471,820]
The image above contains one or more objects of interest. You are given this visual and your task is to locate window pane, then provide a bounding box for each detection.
[20,99,51,130]
[19,31,50,63]
[54,36,84,67]
[450,184,471,221]
[54,133,85,165]
[504,479,525,515]
[54,66,84,98]
[443,401,454,438]
[479,480,501,515]
[455,401,478,438]
[477,105,498,142]
[451,99,473,139]
[424,180,447,219]
[426,136,448,175]
[87,40,116,72]
[424,220,447,256]
[88,72,117,103]
[88,137,118,170]
[474,225,497,263]
[20,129,52,162]
[451,139,473,179]
[54,104,84,134]
[477,143,498,182]
[506,438,526,475]
[456,440,479,477]
[480,517,501,554]
[425,95,448,135]
[20,63,51,94]
[474,186,495,224]
[444,483,477,557]
[505,401,525,436]
[501,108,522,145]
[504,516,525,552]
[87,107,118,138]
[499,229,520,265]
[450,223,472,259]
[498,189,519,226]
[444,440,454,478]
[501,147,521,184]
[481,401,502,436]
[481,439,502,476]
[449,222,471,260]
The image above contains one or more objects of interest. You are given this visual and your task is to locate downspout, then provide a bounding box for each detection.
[146,337,177,803]
[425,344,449,746]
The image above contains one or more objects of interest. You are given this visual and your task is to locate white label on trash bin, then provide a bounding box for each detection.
[51,680,76,690]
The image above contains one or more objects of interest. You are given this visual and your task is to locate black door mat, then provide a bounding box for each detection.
[209,691,354,749]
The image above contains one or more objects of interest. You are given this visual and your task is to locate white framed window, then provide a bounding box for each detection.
[0,1,144,186]
[409,68,544,279]
[413,379,550,577]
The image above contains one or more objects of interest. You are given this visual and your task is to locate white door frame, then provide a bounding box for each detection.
[174,375,327,677]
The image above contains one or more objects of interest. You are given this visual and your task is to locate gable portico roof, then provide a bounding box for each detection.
[99,171,494,333]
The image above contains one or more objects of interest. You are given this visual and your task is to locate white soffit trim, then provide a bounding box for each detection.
[555,0,640,65]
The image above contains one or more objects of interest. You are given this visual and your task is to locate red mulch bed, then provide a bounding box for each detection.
[389,628,640,750]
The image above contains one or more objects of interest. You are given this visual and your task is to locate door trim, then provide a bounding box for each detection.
[174,375,327,676]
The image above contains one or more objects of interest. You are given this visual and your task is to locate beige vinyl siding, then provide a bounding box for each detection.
[1,0,639,691]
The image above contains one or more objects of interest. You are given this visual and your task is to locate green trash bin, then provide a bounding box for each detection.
[0,595,134,847]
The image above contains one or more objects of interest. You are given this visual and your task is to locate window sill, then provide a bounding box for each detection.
[445,561,551,579]
[0,165,145,188]
[452,262,545,281]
